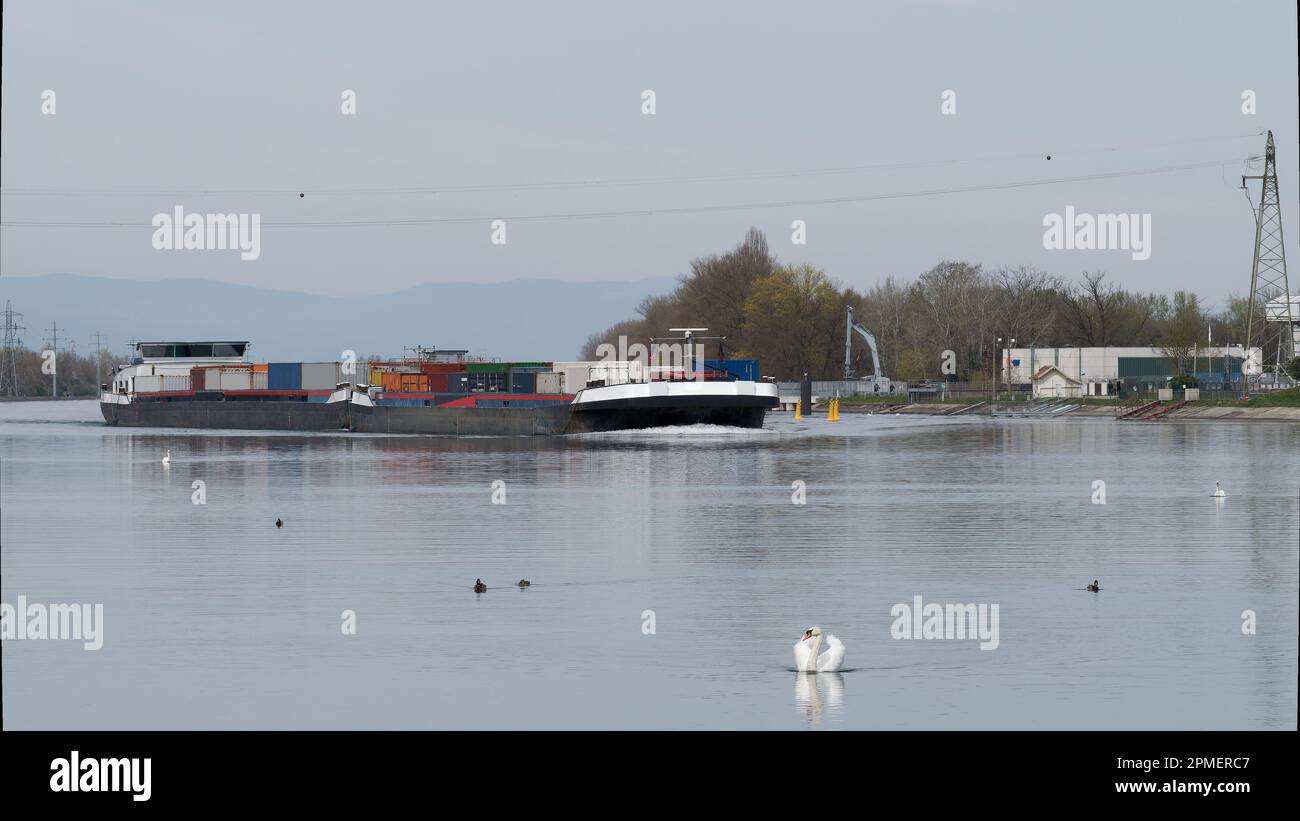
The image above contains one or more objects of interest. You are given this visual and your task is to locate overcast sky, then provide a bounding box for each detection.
[2,0,1296,310]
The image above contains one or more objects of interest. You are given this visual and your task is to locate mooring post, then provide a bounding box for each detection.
[800,373,812,417]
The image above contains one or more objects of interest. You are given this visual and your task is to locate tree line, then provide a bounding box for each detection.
[0,348,125,397]
[581,228,1297,382]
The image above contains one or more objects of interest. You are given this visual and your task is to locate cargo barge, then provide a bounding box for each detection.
[101,338,778,435]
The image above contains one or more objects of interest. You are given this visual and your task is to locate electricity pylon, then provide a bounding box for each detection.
[1,301,25,396]
[1242,130,1295,391]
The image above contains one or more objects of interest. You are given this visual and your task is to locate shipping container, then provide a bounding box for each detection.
[191,366,207,390]
[400,373,431,392]
[252,371,268,390]
[300,362,340,390]
[162,374,191,391]
[704,358,760,382]
[508,371,538,393]
[426,372,450,393]
[204,367,221,390]
[252,363,269,373]
[467,362,508,374]
[220,370,253,391]
[134,375,163,393]
[419,362,467,375]
[268,362,302,391]
[536,372,562,394]
[464,372,507,392]
[445,373,470,393]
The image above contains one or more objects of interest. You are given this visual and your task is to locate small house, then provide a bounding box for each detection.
[1030,365,1082,399]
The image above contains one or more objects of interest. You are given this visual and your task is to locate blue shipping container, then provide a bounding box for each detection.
[268,362,302,391]
[704,359,759,381]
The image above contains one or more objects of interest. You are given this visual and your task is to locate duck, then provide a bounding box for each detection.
[473,579,487,593]
[275,518,283,528]
[1213,481,1226,498]
[161,450,171,467]
[517,579,531,588]
[1086,579,1100,592]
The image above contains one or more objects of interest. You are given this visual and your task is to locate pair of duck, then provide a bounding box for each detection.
[474,578,529,592]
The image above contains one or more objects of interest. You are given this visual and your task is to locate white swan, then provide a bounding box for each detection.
[1213,481,1225,498]
[794,626,845,673]
[162,450,171,467]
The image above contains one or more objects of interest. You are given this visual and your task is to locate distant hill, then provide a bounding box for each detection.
[0,273,674,362]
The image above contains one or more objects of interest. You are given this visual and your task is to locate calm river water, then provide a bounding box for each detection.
[2,400,1296,729]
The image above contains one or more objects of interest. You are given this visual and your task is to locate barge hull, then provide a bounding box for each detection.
[350,403,572,436]
[101,400,349,431]
[566,395,772,432]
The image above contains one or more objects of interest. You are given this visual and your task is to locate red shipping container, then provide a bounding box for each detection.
[420,363,466,375]
[426,373,450,392]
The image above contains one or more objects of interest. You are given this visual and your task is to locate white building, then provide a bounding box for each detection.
[1001,345,1263,389]
[1030,365,1082,398]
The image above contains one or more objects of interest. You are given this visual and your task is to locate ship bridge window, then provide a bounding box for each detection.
[173,344,214,358]
[212,343,246,357]
[140,344,170,358]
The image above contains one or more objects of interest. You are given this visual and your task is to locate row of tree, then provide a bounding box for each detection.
[0,348,125,397]
[581,228,1297,382]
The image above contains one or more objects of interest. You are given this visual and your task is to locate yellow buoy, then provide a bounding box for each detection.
[794,400,802,420]
[828,398,840,422]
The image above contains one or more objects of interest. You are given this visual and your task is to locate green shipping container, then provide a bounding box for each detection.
[468,362,509,374]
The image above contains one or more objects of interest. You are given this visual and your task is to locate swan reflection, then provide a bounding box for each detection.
[794,671,845,726]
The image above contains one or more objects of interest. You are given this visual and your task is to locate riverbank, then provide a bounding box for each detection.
[831,401,1300,422]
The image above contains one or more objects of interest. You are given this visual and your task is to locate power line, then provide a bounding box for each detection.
[0,158,1243,229]
[0,132,1264,199]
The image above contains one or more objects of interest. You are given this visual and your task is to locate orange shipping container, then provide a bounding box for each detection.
[252,363,269,373]
[401,373,430,392]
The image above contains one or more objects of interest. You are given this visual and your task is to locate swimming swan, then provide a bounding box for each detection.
[794,627,845,673]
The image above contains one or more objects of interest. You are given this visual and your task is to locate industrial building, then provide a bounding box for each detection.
[1000,346,1263,395]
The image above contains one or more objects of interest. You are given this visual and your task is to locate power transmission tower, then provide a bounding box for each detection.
[1,301,26,396]
[43,321,63,397]
[1242,130,1295,392]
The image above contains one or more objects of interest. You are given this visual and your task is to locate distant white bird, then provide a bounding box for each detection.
[1213,481,1226,498]
[162,450,171,467]
[794,626,845,673]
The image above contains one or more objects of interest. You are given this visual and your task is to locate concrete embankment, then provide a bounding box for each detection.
[835,402,1300,422]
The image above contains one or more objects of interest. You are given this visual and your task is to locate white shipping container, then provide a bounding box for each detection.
[162,374,191,392]
[134,375,163,393]
[252,371,268,390]
[300,362,341,390]
[221,370,253,391]
[336,362,368,385]
[536,372,562,394]
[204,368,221,390]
